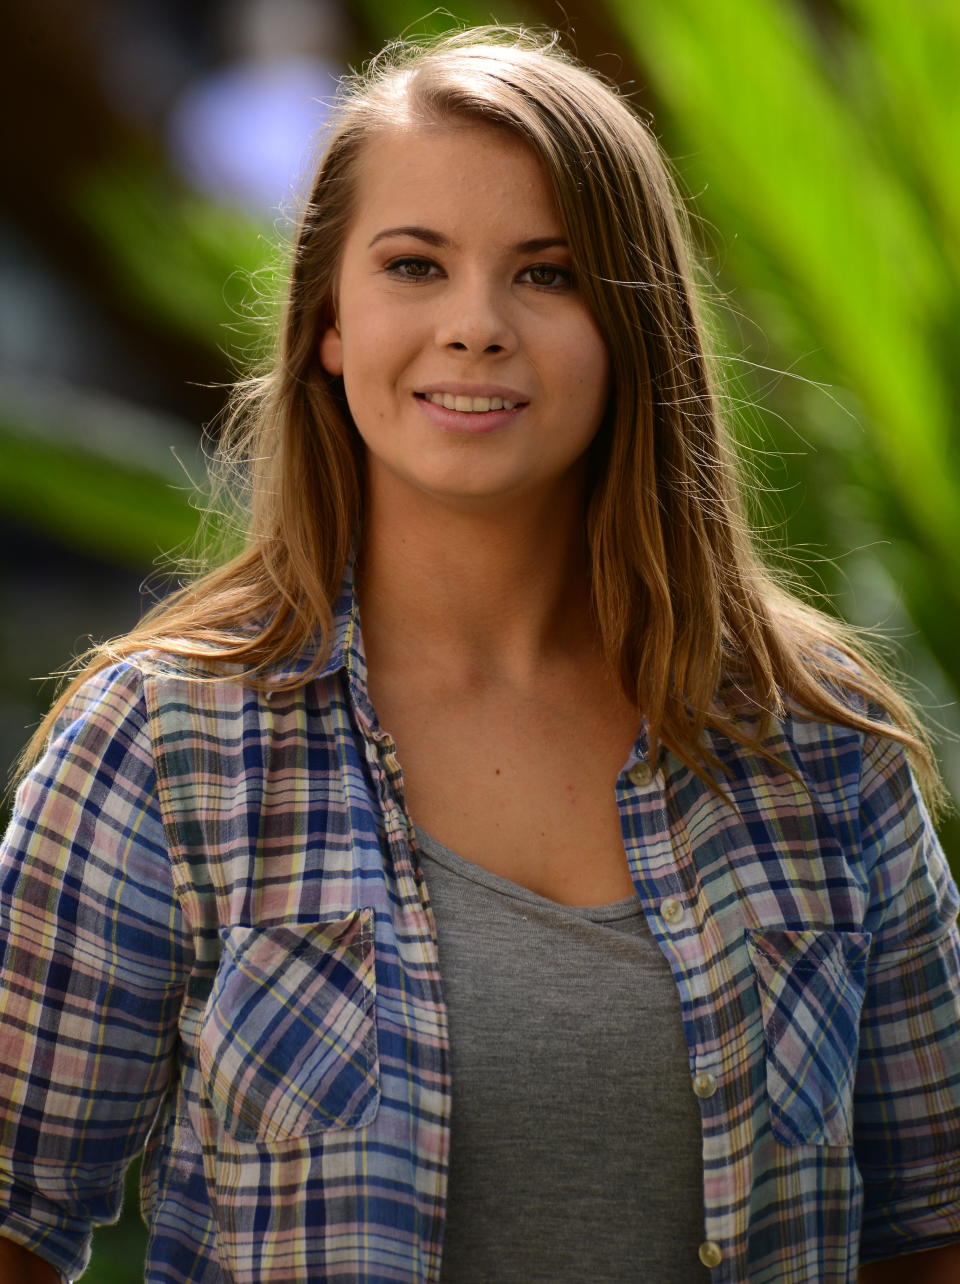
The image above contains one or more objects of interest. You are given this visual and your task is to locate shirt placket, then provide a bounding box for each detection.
[348,675,452,1282]
[618,748,735,1280]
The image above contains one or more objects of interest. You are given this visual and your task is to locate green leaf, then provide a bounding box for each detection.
[1,376,202,568]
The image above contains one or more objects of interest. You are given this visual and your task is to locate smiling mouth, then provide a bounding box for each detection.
[415,392,527,413]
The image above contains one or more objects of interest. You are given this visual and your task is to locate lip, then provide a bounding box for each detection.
[414,382,530,404]
[414,392,526,436]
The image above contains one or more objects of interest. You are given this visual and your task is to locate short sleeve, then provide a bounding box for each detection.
[0,663,191,1281]
[854,732,960,1262]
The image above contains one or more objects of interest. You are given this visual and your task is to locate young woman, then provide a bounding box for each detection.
[1,27,958,1284]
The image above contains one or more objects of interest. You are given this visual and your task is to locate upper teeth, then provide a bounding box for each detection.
[424,393,518,412]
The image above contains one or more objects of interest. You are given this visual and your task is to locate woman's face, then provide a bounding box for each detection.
[320,121,610,512]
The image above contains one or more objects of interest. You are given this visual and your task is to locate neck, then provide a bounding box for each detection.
[357,471,599,688]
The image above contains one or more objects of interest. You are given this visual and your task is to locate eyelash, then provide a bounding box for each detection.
[383,256,575,290]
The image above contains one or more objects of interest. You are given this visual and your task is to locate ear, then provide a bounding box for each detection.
[320,324,343,376]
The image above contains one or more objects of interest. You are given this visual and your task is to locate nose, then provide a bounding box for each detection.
[434,273,517,355]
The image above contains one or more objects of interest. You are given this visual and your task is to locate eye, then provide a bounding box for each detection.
[520,263,575,289]
[384,256,440,280]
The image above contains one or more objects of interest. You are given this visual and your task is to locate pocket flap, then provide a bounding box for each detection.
[199,910,380,1142]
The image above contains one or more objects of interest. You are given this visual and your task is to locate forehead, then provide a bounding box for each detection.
[346,122,565,238]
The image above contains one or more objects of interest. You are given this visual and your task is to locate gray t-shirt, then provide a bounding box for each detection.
[415,826,706,1283]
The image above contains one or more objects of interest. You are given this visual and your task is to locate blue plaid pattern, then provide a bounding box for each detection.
[1,576,958,1281]
[748,927,871,1147]
[200,913,380,1141]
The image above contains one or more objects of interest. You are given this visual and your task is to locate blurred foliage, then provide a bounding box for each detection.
[1,375,202,567]
[609,0,960,608]
[73,163,283,352]
[4,0,957,1278]
[80,1164,145,1284]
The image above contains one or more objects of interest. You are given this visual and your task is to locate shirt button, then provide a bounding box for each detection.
[660,896,684,925]
[692,1071,718,1099]
[698,1241,722,1268]
[627,760,653,787]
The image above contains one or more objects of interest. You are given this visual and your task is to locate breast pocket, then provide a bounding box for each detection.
[198,910,380,1143]
[747,927,871,1147]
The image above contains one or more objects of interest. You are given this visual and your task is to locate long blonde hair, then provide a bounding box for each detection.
[17,26,945,808]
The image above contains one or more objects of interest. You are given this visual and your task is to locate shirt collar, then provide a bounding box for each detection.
[262,556,379,728]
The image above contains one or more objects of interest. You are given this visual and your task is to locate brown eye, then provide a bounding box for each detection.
[385,257,436,279]
[523,264,574,288]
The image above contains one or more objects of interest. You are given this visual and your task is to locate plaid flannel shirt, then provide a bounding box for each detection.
[1,577,959,1283]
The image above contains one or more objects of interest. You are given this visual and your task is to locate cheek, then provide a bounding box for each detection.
[322,304,404,381]
[569,326,610,410]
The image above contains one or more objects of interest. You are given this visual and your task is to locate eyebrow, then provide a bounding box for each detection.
[367,225,569,254]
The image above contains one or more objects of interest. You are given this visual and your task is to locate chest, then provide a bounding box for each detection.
[369,672,643,905]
